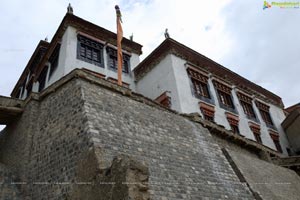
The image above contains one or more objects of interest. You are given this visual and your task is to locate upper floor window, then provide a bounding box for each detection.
[49,44,61,79]
[226,112,240,134]
[106,47,130,74]
[249,122,262,144]
[38,66,48,92]
[199,102,215,122]
[77,35,104,67]
[237,92,257,121]
[269,131,282,153]
[187,68,212,103]
[255,101,274,128]
[213,81,235,112]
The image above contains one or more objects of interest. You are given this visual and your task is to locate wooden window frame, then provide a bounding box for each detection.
[187,68,213,104]
[213,80,235,112]
[255,101,274,128]
[249,122,262,144]
[199,102,215,122]
[226,112,240,134]
[237,92,257,121]
[191,78,210,99]
[269,131,282,153]
[77,35,104,68]
[37,66,48,92]
[106,47,130,74]
[49,43,61,79]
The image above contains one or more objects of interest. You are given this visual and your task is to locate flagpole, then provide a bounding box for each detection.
[115,5,123,86]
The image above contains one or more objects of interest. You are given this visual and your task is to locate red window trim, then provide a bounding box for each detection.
[237,92,252,104]
[226,112,239,126]
[199,102,215,119]
[187,68,208,84]
[213,80,232,94]
[249,122,261,135]
[255,101,270,112]
[155,91,171,108]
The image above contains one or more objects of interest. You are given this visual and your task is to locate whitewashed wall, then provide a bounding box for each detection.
[47,26,140,90]
[136,54,182,112]
[148,53,290,155]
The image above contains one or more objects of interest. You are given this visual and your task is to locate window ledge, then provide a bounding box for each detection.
[195,95,215,105]
[220,104,238,114]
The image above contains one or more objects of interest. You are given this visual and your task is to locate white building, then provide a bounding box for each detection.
[133,38,291,155]
[11,10,291,155]
[11,11,142,99]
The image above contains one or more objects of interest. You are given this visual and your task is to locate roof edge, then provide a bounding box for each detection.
[134,38,283,107]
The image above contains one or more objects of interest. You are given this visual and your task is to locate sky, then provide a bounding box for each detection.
[0,0,299,109]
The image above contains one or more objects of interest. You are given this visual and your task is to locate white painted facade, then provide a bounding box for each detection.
[136,53,291,155]
[45,26,140,91]
[14,20,291,155]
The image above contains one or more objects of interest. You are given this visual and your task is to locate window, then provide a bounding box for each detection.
[218,90,234,108]
[260,110,273,126]
[230,124,240,134]
[226,112,240,134]
[191,79,210,98]
[237,93,257,121]
[187,68,212,104]
[155,92,171,109]
[255,101,274,128]
[213,81,235,111]
[77,35,103,67]
[199,102,215,122]
[241,101,256,119]
[49,44,61,79]
[26,77,33,98]
[38,66,48,92]
[269,131,282,153]
[254,133,262,144]
[106,47,130,74]
[249,122,262,144]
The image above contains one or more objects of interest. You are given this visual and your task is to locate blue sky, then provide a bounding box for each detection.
[0,0,299,113]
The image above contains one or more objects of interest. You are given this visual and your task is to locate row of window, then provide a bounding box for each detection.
[191,67,282,152]
[199,101,282,152]
[77,35,131,73]
[188,68,275,128]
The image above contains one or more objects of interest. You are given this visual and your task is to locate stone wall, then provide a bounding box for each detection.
[0,163,23,200]
[81,78,255,199]
[0,69,300,199]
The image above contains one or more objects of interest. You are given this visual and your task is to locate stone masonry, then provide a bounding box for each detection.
[0,69,300,199]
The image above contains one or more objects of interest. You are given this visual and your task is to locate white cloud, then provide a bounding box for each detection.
[0,0,299,107]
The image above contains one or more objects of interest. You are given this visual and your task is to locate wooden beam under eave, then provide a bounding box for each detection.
[0,106,23,125]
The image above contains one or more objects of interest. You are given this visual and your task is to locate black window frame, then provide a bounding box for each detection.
[230,124,240,134]
[260,110,274,127]
[77,35,104,68]
[254,133,262,144]
[106,47,130,74]
[191,78,211,99]
[49,44,61,79]
[241,101,258,121]
[217,90,236,113]
[255,101,275,129]
[38,66,48,92]
[187,68,214,105]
